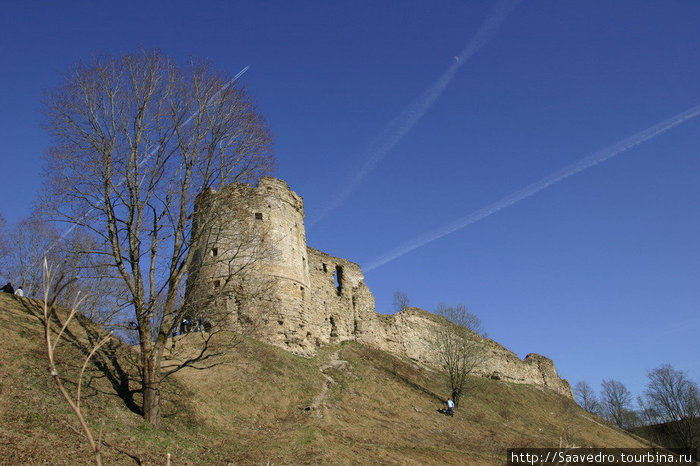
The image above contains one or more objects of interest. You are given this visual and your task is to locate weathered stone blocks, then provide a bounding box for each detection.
[187,177,572,398]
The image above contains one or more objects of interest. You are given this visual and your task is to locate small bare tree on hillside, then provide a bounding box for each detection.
[0,216,122,320]
[574,380,601,415]
[641,364,699,451]
[42,50,274,425]
[392,291,410,312]
[0,217,60,296]
[40,258,111,466]
[600,379,639,429]
[433,303,484,408]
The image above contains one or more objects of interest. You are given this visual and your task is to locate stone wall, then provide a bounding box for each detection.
[355,307,572,397]
[306,247,376,344]
[187,177,572,398]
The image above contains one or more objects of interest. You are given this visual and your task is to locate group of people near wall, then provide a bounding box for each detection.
[1,282,23,297]
[179,318,209,334]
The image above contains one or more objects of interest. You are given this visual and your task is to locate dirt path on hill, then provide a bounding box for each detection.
[310,349,348,419]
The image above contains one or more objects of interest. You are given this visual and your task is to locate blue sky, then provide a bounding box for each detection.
[1,1,698,399]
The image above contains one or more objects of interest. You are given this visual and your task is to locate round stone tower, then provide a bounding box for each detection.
[252,177,310,294]
[185,177,312,351]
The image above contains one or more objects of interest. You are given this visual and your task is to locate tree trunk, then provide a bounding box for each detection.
[143,382,161,425]
[141,344,162,425]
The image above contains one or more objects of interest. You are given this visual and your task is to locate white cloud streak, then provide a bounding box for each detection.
[364,103,700,272]
[309,0,521,227]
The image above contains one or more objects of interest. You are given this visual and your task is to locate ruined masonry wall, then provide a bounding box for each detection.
[356,307,572,397]
[253,177,309,289]
[306,247,376,346]
[246,178,313,353]
[188,177,572,397]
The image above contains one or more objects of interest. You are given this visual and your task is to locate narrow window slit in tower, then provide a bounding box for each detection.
[334,266,343,296]
[330,316,338,338]
[211,247,218,257]
[255,212,263,220]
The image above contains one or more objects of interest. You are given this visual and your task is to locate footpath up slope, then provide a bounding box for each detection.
[0,294,647,464]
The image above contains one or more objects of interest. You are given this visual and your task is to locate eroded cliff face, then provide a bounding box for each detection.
[187,177,572,398]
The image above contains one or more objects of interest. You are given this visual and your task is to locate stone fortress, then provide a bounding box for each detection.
[187,177,572,397]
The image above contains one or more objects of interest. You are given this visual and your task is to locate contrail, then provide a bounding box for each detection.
[364,103,700,272]
[45,65,251,254]
[309,0,520,227]
[180,65,249,127]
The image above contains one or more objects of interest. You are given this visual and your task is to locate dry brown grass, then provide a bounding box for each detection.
[0,293,647,464]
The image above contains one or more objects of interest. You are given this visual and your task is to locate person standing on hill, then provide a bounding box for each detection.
[446,399,455,416]
[14,286,24,297]
[1,282,14,294]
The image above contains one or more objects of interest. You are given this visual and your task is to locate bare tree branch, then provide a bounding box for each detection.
[40,258,110,465]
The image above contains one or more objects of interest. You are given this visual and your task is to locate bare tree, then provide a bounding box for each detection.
[642,364,699,451]
[42,50,273,425]
[0,217,61,296]
[600,379,639,429]
[40,258,111,465]
[433,303,484,408]
[392,291,410,312]
[0,216,125,325]
[574,381,600,415]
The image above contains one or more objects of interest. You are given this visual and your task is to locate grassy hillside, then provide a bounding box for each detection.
[0,293,648,464]
[632,419,700,452]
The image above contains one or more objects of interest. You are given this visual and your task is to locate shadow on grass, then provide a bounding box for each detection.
[355,345,445,404]
[19,297,144,416]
